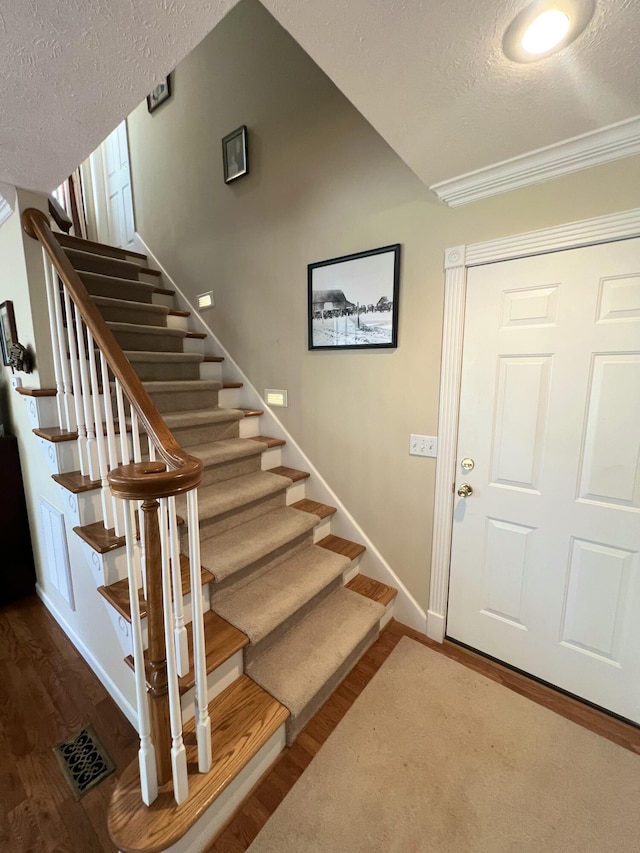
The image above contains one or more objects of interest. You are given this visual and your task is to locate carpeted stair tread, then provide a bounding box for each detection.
[55,232,148,261]
[124,610,248,694]
[139,379,223,393]
[64,247,144,280]
[178,470,292,524]
[107,321,186,339]
[160,407,245,430]
[98,554,213,621]
[212,545,351,646]
[124,351,204,364]
[93,294,169,316]
[200,506,318,582]
[186,437,265,467]
[77,271,157,302]
[108,675,289,853]
[247,587,384,719]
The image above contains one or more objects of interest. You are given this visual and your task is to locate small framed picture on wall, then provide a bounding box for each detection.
[0,301,18,366]
[147,76,171,113]
[222,126,249,183]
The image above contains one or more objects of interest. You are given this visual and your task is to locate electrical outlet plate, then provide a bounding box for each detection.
[409,434,437,457]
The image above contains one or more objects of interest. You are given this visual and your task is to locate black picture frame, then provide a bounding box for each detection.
[147,76,171,113]
[222,125,249,183]
[308,244,401,350]
[0,301,18,366]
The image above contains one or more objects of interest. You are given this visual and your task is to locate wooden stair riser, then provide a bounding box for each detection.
[182,491,288,546]
[109,325,186,353]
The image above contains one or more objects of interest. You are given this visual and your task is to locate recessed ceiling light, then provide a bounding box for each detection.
[503,0,594,63]
[521,9,571,55]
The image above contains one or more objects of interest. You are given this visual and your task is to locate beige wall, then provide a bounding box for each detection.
[127,0,640,611]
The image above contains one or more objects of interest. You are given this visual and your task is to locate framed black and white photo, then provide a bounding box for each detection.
[222,125,248,183]
[0,301,17,366]
[147,76,171,113]
[308,244,401,350]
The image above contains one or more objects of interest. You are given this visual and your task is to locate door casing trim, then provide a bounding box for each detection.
[427,206,640,642]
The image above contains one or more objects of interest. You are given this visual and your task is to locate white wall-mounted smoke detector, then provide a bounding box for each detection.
[503,0,594,63]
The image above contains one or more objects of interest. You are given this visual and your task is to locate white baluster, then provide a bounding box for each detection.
[115,380,131,467]
[148,437,156,462]
[86,329,114,530]
[61,288,87,473]
[124,499,158,806]
[187,488,211,772]
[159,498,189,804]
[51,277,75,432]
[100,353,125,536]
[73,304,98,480]
[41,254,66,430]
[168,496,189,677]
[130,405,146,597]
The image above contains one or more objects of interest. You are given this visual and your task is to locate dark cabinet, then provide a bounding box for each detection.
[0,435,36,603]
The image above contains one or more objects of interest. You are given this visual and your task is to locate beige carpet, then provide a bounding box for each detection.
[248,637,640,852]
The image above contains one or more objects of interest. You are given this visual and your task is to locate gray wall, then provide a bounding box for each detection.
[127,0,640,611]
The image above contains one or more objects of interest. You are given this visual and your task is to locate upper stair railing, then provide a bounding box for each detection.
[23,208,211,806]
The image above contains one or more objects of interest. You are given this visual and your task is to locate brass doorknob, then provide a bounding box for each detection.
[457,483,473,498]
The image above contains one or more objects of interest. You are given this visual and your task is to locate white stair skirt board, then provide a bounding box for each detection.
[428,206,640,644]
[135,234,426,634]
[36,584,138,730]
[430,115,640,207]
[38,498,75,610]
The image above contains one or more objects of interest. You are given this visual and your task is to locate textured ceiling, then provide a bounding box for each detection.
[1,0,639,194]
[0,0,240,192]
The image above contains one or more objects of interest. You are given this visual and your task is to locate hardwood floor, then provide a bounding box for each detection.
[208,618,640,852]
[0,594,137,853]
[3,595,638,853]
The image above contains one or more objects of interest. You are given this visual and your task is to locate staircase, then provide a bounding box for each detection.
[25,223,397,852]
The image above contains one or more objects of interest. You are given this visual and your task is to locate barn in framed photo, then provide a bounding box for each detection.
[308,244,401,350]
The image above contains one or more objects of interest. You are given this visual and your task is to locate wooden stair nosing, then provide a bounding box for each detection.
[153,286,175,296]
[290,498,337,519]
[269,466,310,483]
[317,534,366,561]
[33,426,78,443]
[75,515,185,554]
[15,386,57,397]
[248,435,286,449]
[53,470,102,494]
[239,407,263,417]
[346,573,397,607]
[98,555,213,622]
[167,309,190,317]
[123,610,248,694]
[222,382,243,389]
[185,331,207,339]
[108,675,289,853]
[203,356,224,363]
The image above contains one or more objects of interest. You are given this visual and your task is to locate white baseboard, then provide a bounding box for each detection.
[36,583,139,731]
[426,610,445,643]
[136,234,427,634]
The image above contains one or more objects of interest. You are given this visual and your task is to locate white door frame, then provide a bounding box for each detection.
[427,206,640,643]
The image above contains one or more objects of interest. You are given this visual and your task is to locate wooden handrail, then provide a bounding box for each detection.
[22,208,202,499]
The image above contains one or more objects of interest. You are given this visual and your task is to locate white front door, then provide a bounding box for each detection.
[447,237,640,723]
[101,121,136,249]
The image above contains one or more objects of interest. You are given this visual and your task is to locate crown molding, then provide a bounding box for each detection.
[429,116,640,207]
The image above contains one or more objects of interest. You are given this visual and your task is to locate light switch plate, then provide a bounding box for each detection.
[409,434,437,457]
